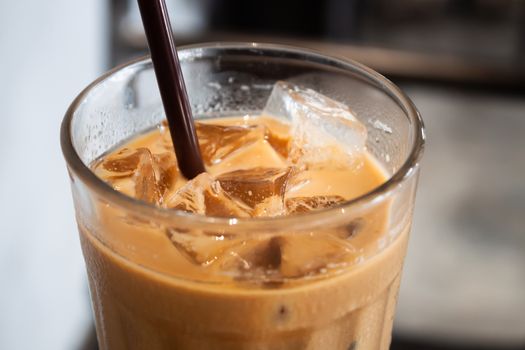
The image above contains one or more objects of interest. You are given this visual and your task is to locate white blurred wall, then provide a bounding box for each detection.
[0,1,107,349]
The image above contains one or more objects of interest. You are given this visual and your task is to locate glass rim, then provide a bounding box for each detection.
[61,42,425,232]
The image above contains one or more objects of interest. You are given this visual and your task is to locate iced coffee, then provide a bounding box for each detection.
[77,82,410,350]
[62,43,424,350]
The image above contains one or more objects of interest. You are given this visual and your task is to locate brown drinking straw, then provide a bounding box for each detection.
[137,0,205,179]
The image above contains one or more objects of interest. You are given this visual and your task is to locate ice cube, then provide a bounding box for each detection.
[134,149,179,205]
[166,229,282,274]
[220,237,283,273]
[264,128,290,159]
[219,234,356,284]
[166,228,241,265]
[263,81,367,167]
[93,148,143,198]
[285,195,345,214]
[195,122,266,166]
[277,234,355,279]
[166,173,251,218]
[217,167,293,208]
[169,232,355,283]
[286,197,363,240]
[94,148,143,179]
[94,148,175,205]
[134,152,162,204]
[210,138,287,175]
[152,152,179,195]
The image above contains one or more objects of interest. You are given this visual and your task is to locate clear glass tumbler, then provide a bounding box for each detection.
[61,43,424,350]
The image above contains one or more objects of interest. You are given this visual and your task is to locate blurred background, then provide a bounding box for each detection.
[1,0,524,349]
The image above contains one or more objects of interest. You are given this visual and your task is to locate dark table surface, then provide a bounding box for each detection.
[80,327,525,350]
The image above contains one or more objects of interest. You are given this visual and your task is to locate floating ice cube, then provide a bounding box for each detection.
[276,234,355,279]
[95,148,143,179]
[166,228,242,266]
[264,128,291,159]
[168,229,356,283]
[152,152,179,195]
[263,81,367,167]
[166,229,283,275]
[220,237,283,276]
[210,135,288,175]
[195,122,266,166]
[165,173,251,218]
[94,148,177,205]
[134,151,162,204]
[223,234,356,284]
[217,167,293,208]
